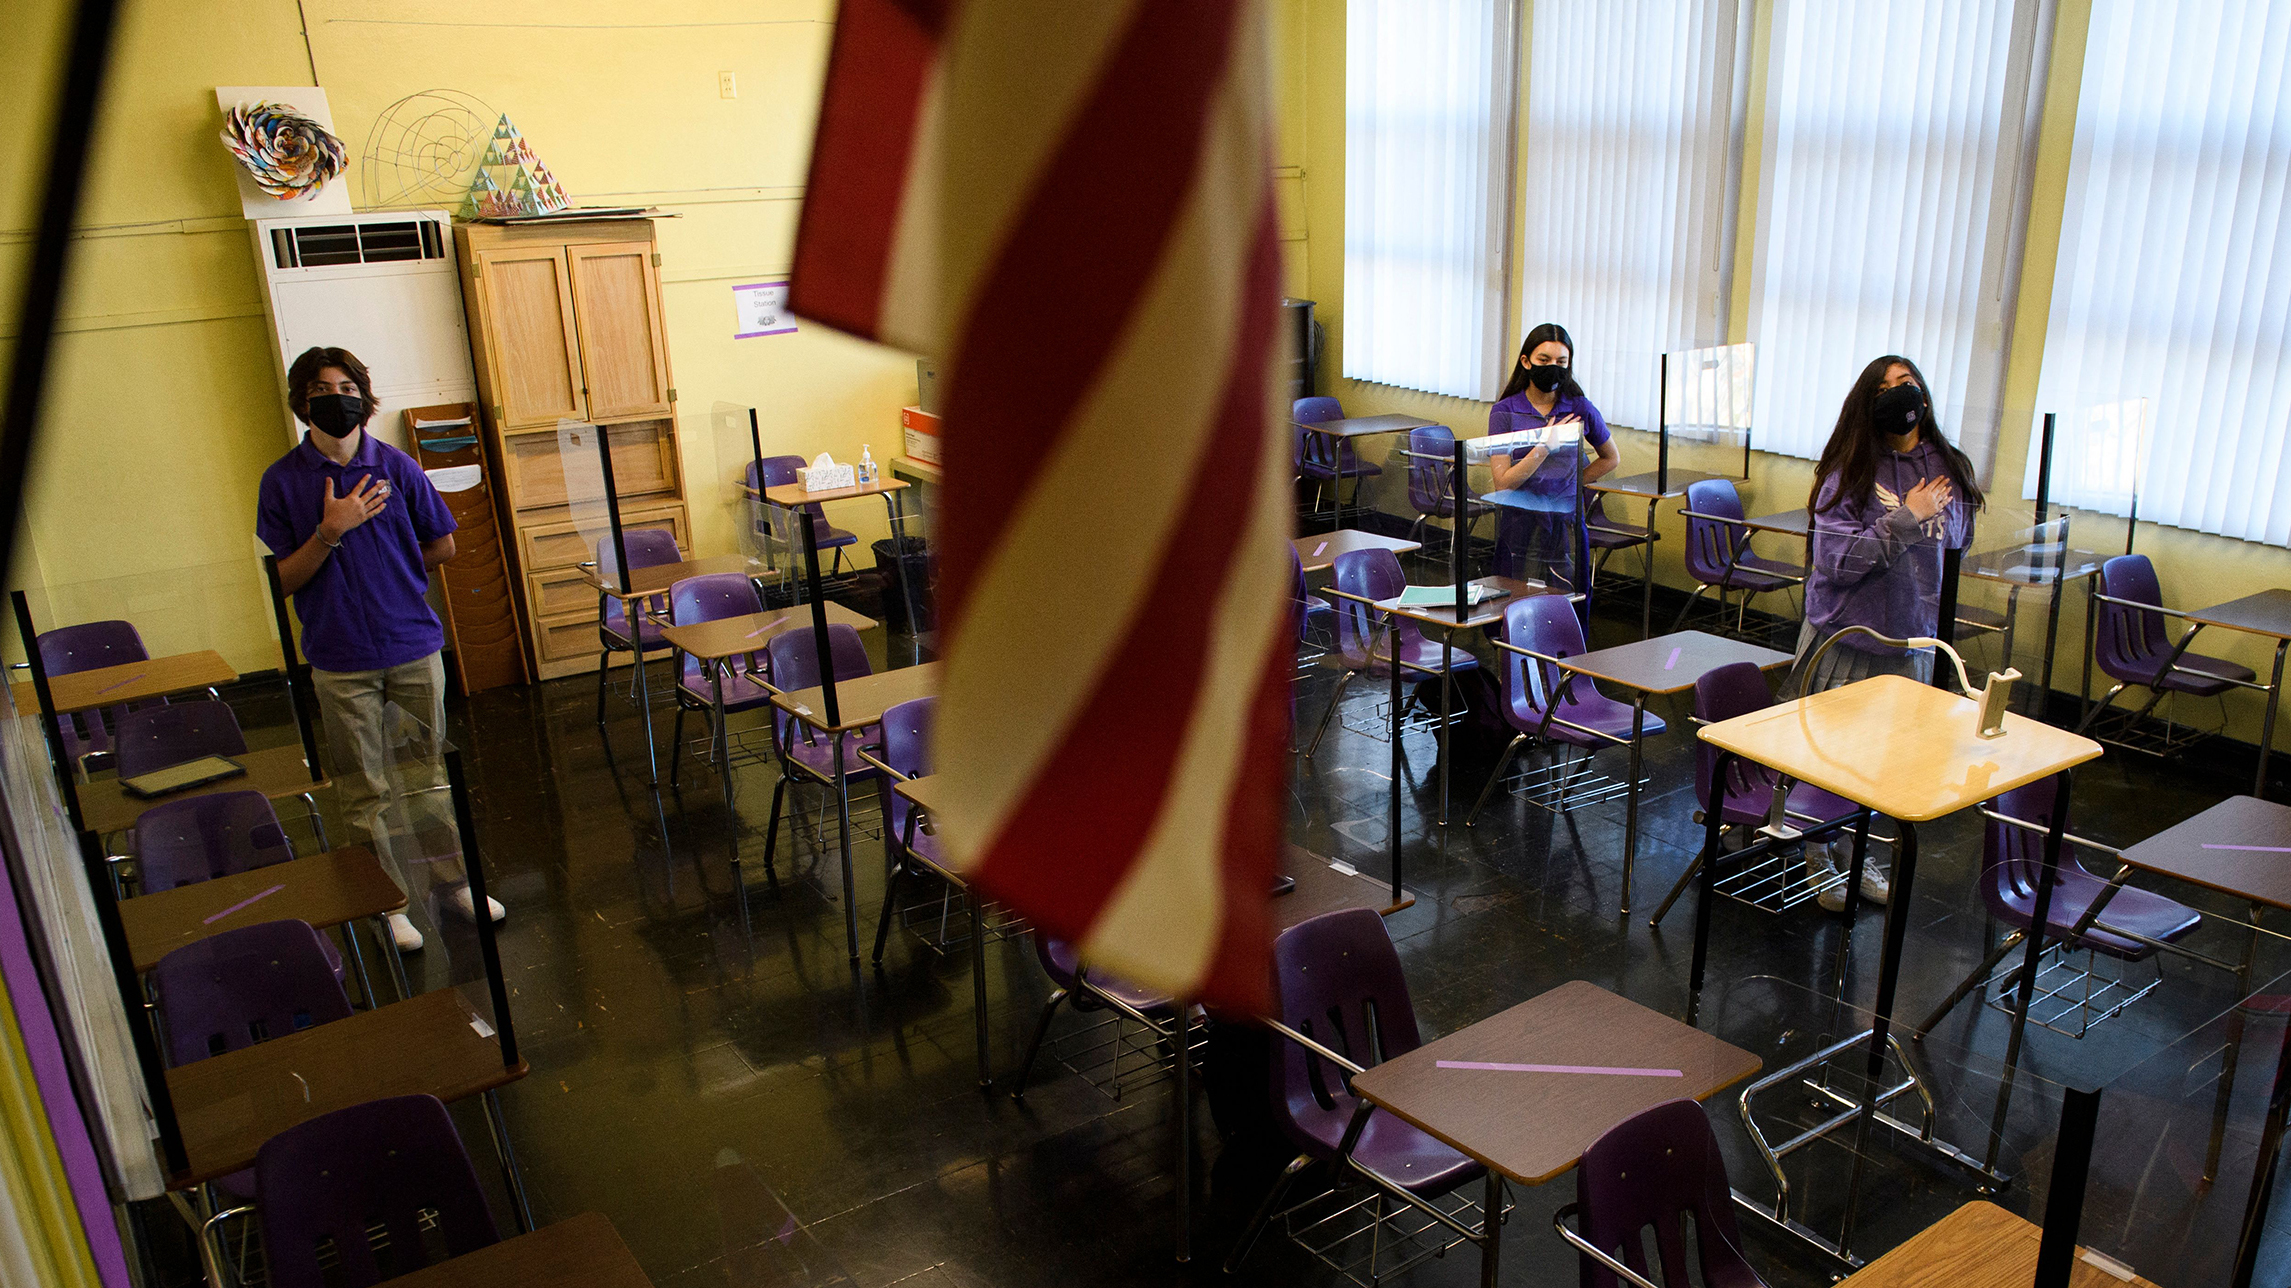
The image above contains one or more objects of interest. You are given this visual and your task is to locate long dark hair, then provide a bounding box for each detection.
[1498,322,1587,402]
[1809,354,1985,515]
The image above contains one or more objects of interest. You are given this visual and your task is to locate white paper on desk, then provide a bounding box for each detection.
[425,465,482,493]
[409,415,472,431]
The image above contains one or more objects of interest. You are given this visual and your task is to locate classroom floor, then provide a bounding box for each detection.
[163,566,2291,1288]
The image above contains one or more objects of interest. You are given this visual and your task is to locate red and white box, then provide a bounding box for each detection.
[901,406,942,465]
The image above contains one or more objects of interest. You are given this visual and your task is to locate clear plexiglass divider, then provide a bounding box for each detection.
[710,400,778,573]
[1659,341,1756,487]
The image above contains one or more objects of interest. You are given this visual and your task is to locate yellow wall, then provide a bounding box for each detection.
[1281,0,2291,754]
[3,0,917,673]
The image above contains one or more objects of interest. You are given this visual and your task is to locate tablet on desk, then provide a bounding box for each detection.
[121,755,246,799]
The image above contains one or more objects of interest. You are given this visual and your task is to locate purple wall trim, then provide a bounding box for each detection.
[0,850,130,1287]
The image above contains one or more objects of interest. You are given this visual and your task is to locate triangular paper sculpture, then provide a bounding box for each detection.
[457,114,570,218]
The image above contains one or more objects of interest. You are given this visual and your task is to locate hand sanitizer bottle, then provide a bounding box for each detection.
[860,444,877,483]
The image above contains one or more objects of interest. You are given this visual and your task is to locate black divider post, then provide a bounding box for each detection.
[2033,412,2057,527]
[1934,546,1963,690]
[444,746,517,1070]
[262,555,323,782]
[747,407,765,483]
[12,590,83,832]
[593,425,631,596]
[1656,352,1670,495]
[74,828,186,1177]
[2035,1086,2102,1288]
[802,516,840,727]
[1451,440,1470,619]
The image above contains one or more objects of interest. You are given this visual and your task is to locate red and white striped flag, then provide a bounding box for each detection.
[790,0,1290,1013]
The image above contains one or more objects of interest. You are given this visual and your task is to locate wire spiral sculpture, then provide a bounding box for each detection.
[359,90,500,210]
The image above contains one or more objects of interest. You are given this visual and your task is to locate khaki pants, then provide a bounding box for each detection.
[312,651,445,892]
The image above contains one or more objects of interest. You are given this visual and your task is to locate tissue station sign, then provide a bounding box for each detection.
[733,280,796,339]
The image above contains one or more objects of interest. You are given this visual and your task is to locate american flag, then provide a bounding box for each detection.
[790,0,1290,1013]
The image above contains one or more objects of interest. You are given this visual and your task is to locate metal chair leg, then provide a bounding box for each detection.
[1464,734,1529,827]
[871,860,907,965]
[2072,683,2129,735]
[1669,583,1712,634]
[669,704,688,785]
[1303,669,1357,759]
[1649,854,1705,927]
[1222,1153,1315,1274]
[758,774,789,891]
[1009,987,1068,1100]
[1914,929,2025,1040]
[594,647,611,727]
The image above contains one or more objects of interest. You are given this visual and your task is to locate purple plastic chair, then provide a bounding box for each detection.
[593,527,684,726]
[133,792,351,983]
[151,919,351,1067]
[251,1095,499,1288]
[1466,595,1667,825]
[1644,662,1865,926]
[37,619,153,768]
[1010,935,1185,1100]
[1302,547,1481,759]
[1290,542,1332,649]
[1584,490,1658,591]
[666,572,777,787]
[1225,908,1485,1276]
[1294,396,1380,515]
[2078,554,2254,737]
[757,623,881,886]
[1915,775,2200,1038]
[754,455,857,573]
[1673,479,1803,636]
[1404,425,1492,555]
[872,696,938,876]
[1555,1099,1767,1288]
[112,699,248,780]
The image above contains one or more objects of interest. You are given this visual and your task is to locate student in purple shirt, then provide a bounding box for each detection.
[256,346,499,951]
[1794,354,1983,910]
[1483,323,1621,600]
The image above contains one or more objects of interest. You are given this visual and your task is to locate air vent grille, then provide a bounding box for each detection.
[268,219,446,269]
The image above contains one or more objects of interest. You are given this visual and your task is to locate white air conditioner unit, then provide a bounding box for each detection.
[250,209,478,451]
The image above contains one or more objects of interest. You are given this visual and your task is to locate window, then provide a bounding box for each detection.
[1745,0,2046,462]
[1516,0,1747,431]
[1343,0,1520,400]
[2029,0,2291,546]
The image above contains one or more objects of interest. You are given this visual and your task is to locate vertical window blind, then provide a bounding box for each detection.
[1746,0,2045,463]
[1343,0,1520,401]
[2029,0,2291,547]
[1517,0,1746,432]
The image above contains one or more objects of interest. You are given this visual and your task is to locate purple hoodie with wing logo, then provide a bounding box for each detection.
[1804,437,1977,655]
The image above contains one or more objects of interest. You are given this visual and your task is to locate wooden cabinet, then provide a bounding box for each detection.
[455,218,687,681]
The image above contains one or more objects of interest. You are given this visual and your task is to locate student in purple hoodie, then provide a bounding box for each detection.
[1794,354,1983,910]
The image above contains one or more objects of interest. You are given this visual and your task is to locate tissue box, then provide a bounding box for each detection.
[901,406,942,464]
[799,461,857,492]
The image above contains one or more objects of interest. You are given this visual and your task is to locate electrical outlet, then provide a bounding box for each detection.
[718,71,738,99]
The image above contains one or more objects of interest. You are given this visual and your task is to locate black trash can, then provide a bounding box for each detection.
[871,536,935,634]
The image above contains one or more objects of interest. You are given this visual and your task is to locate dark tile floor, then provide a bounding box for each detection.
[161,566,2291,1288]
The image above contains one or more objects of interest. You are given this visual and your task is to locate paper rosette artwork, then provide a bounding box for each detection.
[458,115,572,219]
[220,101,348,200]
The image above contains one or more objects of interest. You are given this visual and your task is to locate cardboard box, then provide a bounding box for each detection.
[901,405,942,465]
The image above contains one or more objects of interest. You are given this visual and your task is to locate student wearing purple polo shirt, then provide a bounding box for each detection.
[1483,323,1621,599]
[256,346,500,952]
[1793,354,1983,911]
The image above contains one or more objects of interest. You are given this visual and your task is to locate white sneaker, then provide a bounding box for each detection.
[1808,849,1849,913]
[1812,842,1889,913]
[388,913,425,952]
[449,886,507,923]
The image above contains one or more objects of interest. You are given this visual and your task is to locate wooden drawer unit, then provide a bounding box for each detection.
[458,217,690,683]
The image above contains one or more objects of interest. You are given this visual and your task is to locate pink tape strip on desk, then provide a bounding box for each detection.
[202,883,287,925]
[1436,1060,1682,1077]
[2203,844,2291,853]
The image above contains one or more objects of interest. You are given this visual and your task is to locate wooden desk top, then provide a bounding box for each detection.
[1560,630,1792,697]
[658,603,877,662]
[1294,530,1423,574]
[78,744,327,836]
[1275,846,1414,929]
[890,455,942,484]
[761,478,910,507]
[1293,414,1435,438]
[388,1212,655,1288]
[2119,795,2291,910]
[122,847,404,972]
[1587,469,1729,500]
[773,662,941,733]
[13,650,238,716]
[1742,508,1812,538]
[2187,587,2291,640]
[1379,577,1550,630]
[166,987,525,1188]
[1349,981,1759,1186]
[1698,675,2102,823]
[589,554,771,600]
[1838,1201,2159,1288]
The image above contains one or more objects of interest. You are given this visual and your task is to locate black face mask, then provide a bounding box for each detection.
[1871,382,1924,437]
[305,393,367,437]
[1527,363,1568,393]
